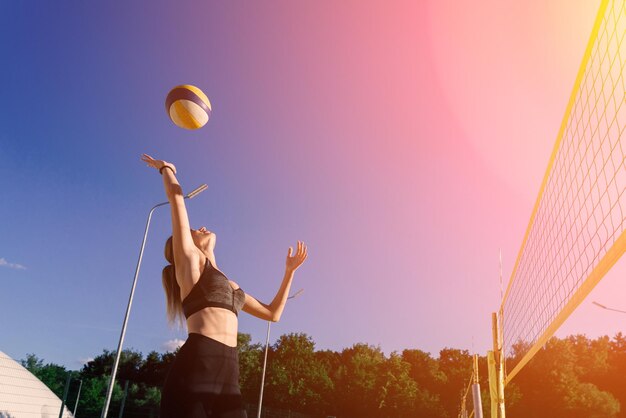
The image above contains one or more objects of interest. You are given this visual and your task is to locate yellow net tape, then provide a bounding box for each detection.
[500,0,626,383]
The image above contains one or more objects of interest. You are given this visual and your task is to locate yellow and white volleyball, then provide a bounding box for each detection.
[165,84,212,130]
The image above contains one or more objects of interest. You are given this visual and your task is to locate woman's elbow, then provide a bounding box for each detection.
[270,311,282,322]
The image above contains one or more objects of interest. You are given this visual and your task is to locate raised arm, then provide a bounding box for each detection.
[141,154,196,264]
[242,241,308,322]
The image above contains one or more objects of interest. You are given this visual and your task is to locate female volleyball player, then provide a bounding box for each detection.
[141,154,308,418]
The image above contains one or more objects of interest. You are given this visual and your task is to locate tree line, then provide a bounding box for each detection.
[20,332,626,418]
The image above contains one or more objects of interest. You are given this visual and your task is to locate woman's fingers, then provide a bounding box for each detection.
[294,241,307,261]
[141,154,158,164]
[286,241,308,271]
[288,242,307,263]
[141,154,155,167]
[141,154,164,170]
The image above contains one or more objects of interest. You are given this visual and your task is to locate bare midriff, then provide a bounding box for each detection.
[186,307,239,347]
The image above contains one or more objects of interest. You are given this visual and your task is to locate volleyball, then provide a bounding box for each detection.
[165,85,212,130]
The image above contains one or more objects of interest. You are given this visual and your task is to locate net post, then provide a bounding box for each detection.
[471,354,483,418]
[488,351,497,418]
[473,354,478,384]
[492,312,506,418]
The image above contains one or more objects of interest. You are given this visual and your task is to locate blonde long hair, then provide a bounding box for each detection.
[162,236,185,327]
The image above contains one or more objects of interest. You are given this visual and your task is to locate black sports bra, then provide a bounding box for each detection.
[182,258,246,318]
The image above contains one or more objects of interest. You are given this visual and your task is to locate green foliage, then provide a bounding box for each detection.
[264,333,334,414]
[437,348,472,417]
[508,336,620,418]
[607,332,626,415]
[334,343,385,417]
[20,333,626,418]
[76,375,119,417]
[21,353,70,398]
[402,349,448,418]
[376,352,417,417]
[238,332,263,405]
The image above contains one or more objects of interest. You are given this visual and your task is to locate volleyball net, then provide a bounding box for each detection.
[499,0,626,384]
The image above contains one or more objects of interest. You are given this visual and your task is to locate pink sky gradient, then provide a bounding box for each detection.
[3,0,623,368]
[227,0,618,355]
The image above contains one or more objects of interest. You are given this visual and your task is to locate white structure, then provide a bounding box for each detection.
[0,351,73,418]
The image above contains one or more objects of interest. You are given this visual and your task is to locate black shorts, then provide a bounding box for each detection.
[160,333,247,418]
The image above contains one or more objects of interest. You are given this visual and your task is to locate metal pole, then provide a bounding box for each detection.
[101,184,207,418]
[256,289,303,418]
[491,312,499,418]
[492,312,506,418]
[472,354,483,418]
[471,384,483,418]
[58,373,72,418]
[101,203,163,418]
[73,379,83,417]
[592,301,626,314]
[257,321,271,418]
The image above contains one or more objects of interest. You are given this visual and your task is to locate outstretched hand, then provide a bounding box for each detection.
[141,154,176,173]
[286,241,308,272]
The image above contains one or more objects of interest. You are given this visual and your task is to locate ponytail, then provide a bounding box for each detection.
[162,236,184,327]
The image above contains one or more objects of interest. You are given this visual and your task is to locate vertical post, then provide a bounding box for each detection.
[255,290,302,418]
[492,312,506,418]
[73,379,83,417]
[118,380,129,418]
[102,208,157,418]
[257,321,271,418]
[471,354,483,418]
[461,396,467,418]
[488,351,497,418]
[473,354,479,384]
[58,374,71,418]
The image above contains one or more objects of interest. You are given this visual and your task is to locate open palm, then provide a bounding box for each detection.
[286,241,308,272]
